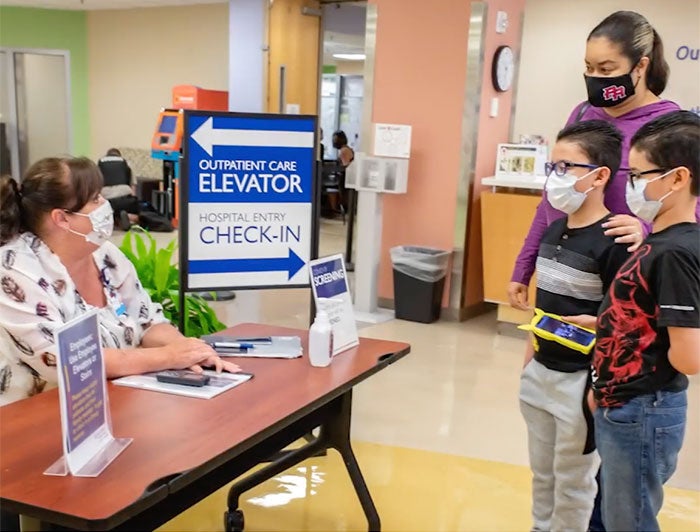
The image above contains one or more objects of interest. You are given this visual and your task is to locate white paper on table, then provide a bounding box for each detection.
[112,370,253,399]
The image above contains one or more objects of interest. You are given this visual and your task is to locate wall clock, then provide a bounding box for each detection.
[492,45,514,92]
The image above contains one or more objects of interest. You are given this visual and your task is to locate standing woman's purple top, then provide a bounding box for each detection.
[510,99,700,286]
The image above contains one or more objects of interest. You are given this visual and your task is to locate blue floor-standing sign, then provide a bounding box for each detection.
[181,111,317,291]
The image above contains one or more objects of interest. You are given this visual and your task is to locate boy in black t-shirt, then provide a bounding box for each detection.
[593,111,700,531]
[519,120,629,531]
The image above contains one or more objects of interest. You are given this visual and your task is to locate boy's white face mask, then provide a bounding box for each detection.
[66,200,114,246]
[625,170,675,222]
[546,169,598,214]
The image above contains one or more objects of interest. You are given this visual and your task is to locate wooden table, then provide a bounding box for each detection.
[0,323,410,531]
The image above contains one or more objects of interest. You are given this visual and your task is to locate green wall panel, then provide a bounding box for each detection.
[0,7,89,156]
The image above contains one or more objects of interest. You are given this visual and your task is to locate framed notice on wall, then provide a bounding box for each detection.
[495,143,548,178]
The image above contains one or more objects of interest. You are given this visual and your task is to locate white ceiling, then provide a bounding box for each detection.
[0,0,226,9]
[5,0,366,64]
[323,31,364,63]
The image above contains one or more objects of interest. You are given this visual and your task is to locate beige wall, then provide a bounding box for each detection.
[513,0,700,145]
[335,60,364,75]
[87,3,228,159]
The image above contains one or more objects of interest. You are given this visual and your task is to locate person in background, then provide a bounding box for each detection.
[98,148,140,231]
[98,148,173,232]
[0,157,238,406]
[324,131,355,216]
[508,11,700,311]
[592,110,699,531]
[519,120,629,531]
[319,128,326,161]
[332,130,354,167]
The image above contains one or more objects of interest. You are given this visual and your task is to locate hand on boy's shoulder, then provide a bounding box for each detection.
[602,214,644,252]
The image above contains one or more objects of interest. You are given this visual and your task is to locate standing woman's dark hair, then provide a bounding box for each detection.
[332,130,348,148]
[588,10,670,96]
[0,157,103,245]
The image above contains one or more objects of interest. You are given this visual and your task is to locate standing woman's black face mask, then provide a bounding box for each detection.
[584,65,640,108]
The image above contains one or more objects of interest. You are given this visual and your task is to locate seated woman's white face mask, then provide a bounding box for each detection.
[65,200,114,246]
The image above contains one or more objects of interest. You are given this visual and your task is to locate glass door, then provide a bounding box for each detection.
[0,51,15,177]
[0,48,71,180]
[338,75,363,152]
[320,74,340,160]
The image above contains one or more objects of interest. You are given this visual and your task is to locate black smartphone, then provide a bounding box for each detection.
[156,370,211,387]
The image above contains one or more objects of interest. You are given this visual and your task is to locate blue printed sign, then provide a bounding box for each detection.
[309,254,359,355]
[311,257,349,298]
[53,310,130,476]
[183,112,316,290]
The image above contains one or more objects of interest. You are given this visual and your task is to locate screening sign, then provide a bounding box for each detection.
[182,111,316,290]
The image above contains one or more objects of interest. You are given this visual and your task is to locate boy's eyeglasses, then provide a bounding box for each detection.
[545,161,598,177]
[627,168,671,189]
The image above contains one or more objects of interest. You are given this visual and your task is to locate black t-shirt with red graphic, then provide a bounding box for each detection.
[593,222,700,407]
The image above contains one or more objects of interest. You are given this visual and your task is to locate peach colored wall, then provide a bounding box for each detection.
[371,0,471,303]
[463,0,526,306]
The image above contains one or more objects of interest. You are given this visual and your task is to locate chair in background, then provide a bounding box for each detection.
[117,147,161,203]
[321,160,346,223]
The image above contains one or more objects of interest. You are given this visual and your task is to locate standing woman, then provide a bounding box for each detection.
[508,11,699,310]
[332,130,355,167]
[509,11,694,532]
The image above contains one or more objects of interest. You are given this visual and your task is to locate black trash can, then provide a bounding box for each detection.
[390,246,450,323]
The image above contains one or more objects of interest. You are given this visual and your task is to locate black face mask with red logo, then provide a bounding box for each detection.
[584,69,638,108]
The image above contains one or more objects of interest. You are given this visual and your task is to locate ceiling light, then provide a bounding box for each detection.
[332,53,366,61]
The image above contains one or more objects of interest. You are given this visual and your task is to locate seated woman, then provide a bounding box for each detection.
[0,157,238,405]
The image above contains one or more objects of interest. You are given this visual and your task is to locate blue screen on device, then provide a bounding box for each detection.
[538,316,595,346]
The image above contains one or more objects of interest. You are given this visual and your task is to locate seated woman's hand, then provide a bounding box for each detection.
[602,214,644,251]
[166,337,240,374]
[189,355,240,375]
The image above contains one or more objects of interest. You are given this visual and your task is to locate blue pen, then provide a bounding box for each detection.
[213,341,256,350]
[236,343,255,350]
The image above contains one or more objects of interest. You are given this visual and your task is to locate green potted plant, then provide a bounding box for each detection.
[119,229,226,337]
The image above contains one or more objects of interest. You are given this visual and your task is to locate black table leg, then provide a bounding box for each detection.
[324,390,380,532]
[224,391,380,532]
[225,436,325,512]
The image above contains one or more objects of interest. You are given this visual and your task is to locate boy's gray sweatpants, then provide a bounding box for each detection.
[519,358,599,532]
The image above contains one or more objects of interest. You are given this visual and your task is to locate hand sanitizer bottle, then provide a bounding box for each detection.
[309,311,333,367]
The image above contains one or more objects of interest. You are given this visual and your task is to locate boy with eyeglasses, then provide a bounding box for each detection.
[520,120,630,531]
[592,110,700,531]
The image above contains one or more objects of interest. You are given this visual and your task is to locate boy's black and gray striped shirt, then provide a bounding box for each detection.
[534,214,629,372]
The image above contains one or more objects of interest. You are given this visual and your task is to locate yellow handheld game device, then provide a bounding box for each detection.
[519,309,596,355]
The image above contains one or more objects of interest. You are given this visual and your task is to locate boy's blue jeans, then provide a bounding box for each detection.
[594,390,687,532]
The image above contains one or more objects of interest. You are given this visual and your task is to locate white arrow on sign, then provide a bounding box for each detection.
[191,117,315,156]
